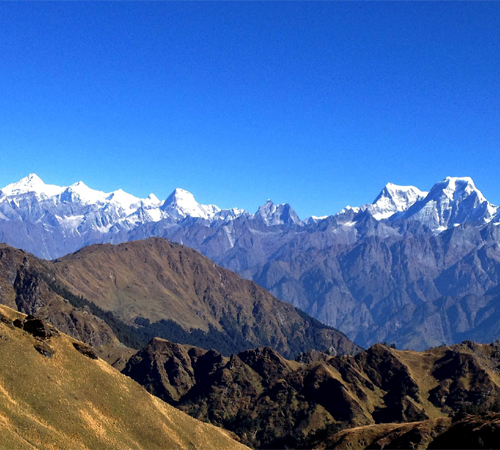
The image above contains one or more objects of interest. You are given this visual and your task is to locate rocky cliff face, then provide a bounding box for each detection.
[122,338,500,449]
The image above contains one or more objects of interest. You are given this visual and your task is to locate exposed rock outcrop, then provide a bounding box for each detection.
[123,339,500,449]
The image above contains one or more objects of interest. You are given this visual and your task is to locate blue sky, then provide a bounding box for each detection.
[0,2,499,218]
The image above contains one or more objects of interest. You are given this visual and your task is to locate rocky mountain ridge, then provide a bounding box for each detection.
[122,336,500,449]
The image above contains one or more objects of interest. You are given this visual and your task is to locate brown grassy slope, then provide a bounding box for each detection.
[318,418,453,449]
[52,237,360,357]
[319,413,500,449]
[0,244,134,366]
[0,304,247,450]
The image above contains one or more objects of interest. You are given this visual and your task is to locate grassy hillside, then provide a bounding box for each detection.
[52,237,360,358]
[0,304,247,450]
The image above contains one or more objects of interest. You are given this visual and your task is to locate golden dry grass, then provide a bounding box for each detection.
[318,417,452,450]
[0,305,248,450]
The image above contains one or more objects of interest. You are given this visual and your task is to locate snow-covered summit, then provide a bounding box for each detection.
[427,177,485,202]
[305,215,328,225]
[106,189,143,214]
[161,188,221,220]
[369,183,427,220]
[145,193,160,205]
[0,173,64,198]
[339,206,361,215]
[60,181,108,205]
[404,176,498,229]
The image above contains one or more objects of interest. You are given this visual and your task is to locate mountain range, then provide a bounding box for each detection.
[2,173,500,449]
[1,174,500,350]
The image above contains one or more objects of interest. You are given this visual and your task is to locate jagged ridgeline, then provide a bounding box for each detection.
[0,240,360,360]
[123,338,500,449]
[1,174,500,351]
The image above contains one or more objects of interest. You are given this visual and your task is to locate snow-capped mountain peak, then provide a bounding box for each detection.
[404,176,498,229]
[107,189,137,203]
[427,176,485,203]
[18,172,42,186]
[161,188,221,220]
[337,206,361,215]
[306,215,328,223]
[145,193,160,204]
[369,183,427,220]
[257,199,276,214]
[0,173,64,198]
[61,181,108,205]
[103,189,142,215]
[165,188,197,205]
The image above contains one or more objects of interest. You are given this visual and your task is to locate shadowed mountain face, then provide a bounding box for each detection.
[122,337,500,449]
[1,174,500,349]
[0,304,247,450]
[0,244,134,366]
[0,240,360,360]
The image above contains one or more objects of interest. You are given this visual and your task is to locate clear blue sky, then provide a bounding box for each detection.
[0,2,499,218]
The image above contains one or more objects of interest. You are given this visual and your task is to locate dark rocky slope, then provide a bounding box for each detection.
[122,337,500,448]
